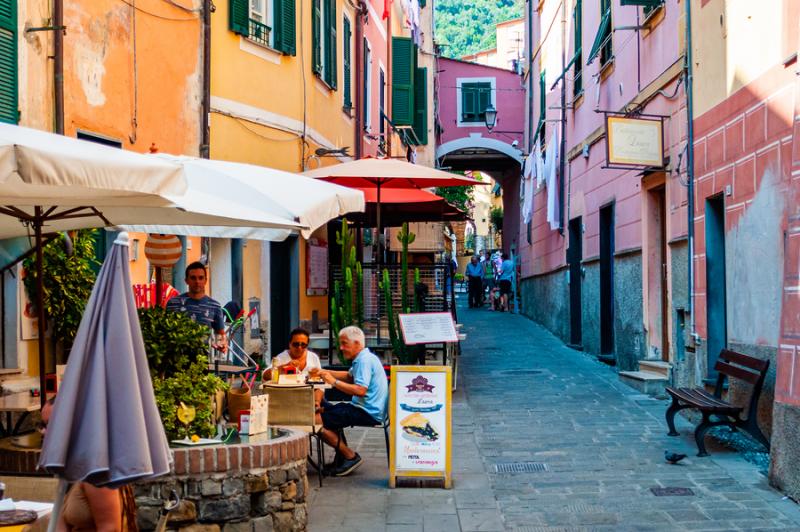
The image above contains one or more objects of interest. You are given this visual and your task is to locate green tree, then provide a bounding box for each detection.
[435,186,475,213]
[435,0,523,59]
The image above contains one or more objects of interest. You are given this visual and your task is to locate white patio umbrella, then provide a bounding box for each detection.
[0,123,305,405]
[122,155,365,240]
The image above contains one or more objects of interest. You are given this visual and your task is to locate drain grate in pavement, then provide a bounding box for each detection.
[494,461,548,473]
[496,369,544,376]
[650,487,695,496]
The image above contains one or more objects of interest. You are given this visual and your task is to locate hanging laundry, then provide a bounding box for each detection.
[522,151,535,225]
[545,130,560,230]
[535,138,545,190]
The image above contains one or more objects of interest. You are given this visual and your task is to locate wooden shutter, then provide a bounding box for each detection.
[419,0,426,7]
[412,67,428,145]
[461,84,476,121]
[391,37,414,126]
[228,0,250,36]
[620,0,661,6]
[325,0,337,89]
[274,0,296,55]
[478,83,490,119]
[312,0,322,74]
[0,0,16,124]
[343,17,352,108]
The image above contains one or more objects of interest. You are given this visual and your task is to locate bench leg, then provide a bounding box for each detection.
[665,398,689,436]
[740,418,771,452]
[694,413,731,457]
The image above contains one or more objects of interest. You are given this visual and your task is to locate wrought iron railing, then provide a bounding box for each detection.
[248,18,271,47]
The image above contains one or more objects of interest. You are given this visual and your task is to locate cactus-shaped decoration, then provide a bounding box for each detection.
[397,223,416,314]
[331,218,364,364]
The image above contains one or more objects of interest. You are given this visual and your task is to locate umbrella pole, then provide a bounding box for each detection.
[34,207,47,409]
[376,182,382,346]
[46,479,68,532]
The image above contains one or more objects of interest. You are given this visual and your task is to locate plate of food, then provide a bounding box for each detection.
[400,412,439,442]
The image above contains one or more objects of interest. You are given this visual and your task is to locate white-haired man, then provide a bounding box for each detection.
[309,326,388,476]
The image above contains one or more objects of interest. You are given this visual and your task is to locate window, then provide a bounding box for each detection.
[343,16,352,111]
[0,0,17,124]
[572,0,582,96]
[460,82,491,123]
[537,70,546,143]
[229,0,295,55]
[313,0,337,88]
[587,0,612,67]
[391,36,416,126]
[363,39,372,131]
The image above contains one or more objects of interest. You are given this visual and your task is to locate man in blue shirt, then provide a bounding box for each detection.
[310,326,388,476]
[165,261,227,352]
[465,255,484,308]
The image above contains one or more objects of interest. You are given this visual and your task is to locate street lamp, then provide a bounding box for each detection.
[484,104,498,132]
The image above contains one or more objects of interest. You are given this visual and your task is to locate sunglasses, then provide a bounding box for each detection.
[291,342,308,349]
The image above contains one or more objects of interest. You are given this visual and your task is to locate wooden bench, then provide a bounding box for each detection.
[665,349,770,457]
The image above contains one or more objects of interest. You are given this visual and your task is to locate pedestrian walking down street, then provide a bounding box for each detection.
[483,249,496,308]
[498,253,514,312]
[465,255,484,308]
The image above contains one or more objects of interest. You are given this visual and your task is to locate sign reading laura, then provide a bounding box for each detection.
[398,312,458,345]
[393,369,449,474]
[606,116,664,168]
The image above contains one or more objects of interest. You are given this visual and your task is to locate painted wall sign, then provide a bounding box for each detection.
[398,312,458,344]
[606,116,664,168]
[389,366,452,488]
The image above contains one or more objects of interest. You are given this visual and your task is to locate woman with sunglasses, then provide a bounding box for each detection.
[265,327,324,408]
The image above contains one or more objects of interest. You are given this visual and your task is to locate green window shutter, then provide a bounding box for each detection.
[573,0,582,95]
[539,71,546,116]
[325,0,337,89]
[412,67,428,145]
[312,0,322,74]
[274,0,296,55]
[391,37,414,126]
[620,0,661,6]
[419,0,426,7]
[228,0,250,36]
[587,7,610,64]
[478,84,490,120]
[0,0,16,124]
[461,84,476,121]
[343,17,352,108]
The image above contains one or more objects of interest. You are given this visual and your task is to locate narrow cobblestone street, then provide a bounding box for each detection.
[308,301,800,531]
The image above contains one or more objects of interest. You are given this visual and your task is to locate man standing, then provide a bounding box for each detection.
[166,261,227,352]
[309,326,388,476]
[465,255,483,308]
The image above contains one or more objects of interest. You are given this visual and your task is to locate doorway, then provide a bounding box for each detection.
[599,204,615,355]
[270,237,299,353]
[646,185,670,361]
[705,195,727,377]
[568,217,582,347]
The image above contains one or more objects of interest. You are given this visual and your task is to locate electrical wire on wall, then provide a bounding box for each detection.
[129,0,138,144]
[119,0,198,21]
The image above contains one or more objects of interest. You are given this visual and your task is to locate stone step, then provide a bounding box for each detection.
[619,370,668,397]
[638,360,672,378]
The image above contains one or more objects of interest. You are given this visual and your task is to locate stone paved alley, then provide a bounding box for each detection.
[308,302,800,531]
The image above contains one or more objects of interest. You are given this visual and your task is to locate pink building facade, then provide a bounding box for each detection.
[521,0,687,373]
[435,57,526,252]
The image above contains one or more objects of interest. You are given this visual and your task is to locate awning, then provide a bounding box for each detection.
[347,187,467,226]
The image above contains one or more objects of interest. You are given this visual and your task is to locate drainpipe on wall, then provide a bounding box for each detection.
[685,0,696,338]
[354,1,364,159]
[558,0,566,235]
[54,0,64,134]
[200,0,212,159]
[527,0,534,153]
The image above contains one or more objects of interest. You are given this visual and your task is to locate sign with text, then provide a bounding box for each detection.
[306,240,328,296]
[248,394,269,435]
[606,115,664,168]
[389,366,452,488]
[398,312,458,345]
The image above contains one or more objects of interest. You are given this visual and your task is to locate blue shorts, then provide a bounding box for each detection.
[321,401,380,430]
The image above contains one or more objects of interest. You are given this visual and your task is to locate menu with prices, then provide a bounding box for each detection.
[389,366,452,488]
[398,312,458,344]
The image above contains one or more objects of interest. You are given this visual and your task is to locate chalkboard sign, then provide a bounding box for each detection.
[389,365,452,488]
[398,312,458,344]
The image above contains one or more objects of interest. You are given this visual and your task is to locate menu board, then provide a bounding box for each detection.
[306,240,328,296]
[389,366,452,488]
[398,312,458,344]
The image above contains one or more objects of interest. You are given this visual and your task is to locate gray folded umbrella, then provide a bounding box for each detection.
[39,232,171,487]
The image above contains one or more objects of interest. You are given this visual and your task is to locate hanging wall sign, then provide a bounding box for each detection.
[389,365,452,488]
[306,239,328,296]
[605,114,665,169]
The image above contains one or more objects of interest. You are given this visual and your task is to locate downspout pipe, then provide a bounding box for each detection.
[558,0,566,234]
[54,0,64,134]
[354,1,364,159]
[527,0,534,153]
[201,0,211,159]
[685,0,696,336]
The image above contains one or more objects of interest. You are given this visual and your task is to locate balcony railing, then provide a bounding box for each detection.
[248,18,271,47]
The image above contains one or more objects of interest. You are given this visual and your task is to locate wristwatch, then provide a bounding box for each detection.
[333,379,339,388]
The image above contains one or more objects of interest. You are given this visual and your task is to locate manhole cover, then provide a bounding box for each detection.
[494,462,548,473]
[496,369,543,376]
[650,487,695,496]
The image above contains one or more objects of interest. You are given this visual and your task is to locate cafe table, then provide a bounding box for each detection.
[0,394,42,438]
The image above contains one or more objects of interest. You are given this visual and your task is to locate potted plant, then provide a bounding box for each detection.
[138,307,228,440]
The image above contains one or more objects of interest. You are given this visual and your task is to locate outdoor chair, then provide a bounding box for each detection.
[333,399,390,467]
[261,384,325,486]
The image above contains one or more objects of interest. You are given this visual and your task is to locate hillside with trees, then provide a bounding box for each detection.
[434,0,523,60]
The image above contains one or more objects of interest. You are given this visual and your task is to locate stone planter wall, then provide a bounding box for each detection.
[134,430,309,532]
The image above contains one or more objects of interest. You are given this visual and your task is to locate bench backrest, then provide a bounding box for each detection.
[713,349,769,417]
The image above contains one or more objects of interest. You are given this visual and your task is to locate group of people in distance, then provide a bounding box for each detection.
[465,250,514,311]
[39,262,389,530]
